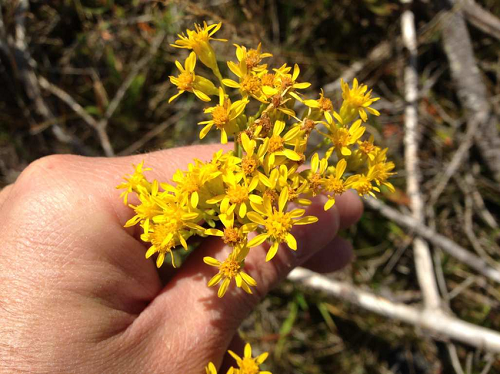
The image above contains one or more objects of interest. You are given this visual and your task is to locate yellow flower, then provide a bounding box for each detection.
[340,78,380,122]
[142,223,179,268]
[323,119,366,157]
[264,63,311,96]
[207,172,261,219]
[235,43,272,73]
[199,87,248,144]
[171,159,222,208]
[171,22,226,73]
[223,72,267,103]
[345,171,380,198]
[227,343,272,374]
[239,133,270,186]
[307,153,328,196]
[169,52,218,103]
[151,198,203,253]
[247,189,318,261]
[357,134,377,161]
[204,212,256,248]
[369,148,396,192]
[124,180,162,232]
[322,158,347,210]
[301,89,334,122]
[261,120,302,170]
[204,247,257,297]
[116,161,151,205]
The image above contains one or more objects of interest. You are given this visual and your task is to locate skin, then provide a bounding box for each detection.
[0,144,363,374]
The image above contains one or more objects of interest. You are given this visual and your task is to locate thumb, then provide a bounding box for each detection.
[136,194,340,371]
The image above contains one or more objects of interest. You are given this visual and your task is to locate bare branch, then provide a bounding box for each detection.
[428,116,479,207]
[288,268,500,353]
[440,0,500,183]
[365,198,500,283]
[38,76,99,129]
[5,0,89,154]
[99,31,166,126]
[402,5,441,309]
[461,0,500,41]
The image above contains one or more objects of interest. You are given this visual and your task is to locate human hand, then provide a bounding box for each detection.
[0,144,362,373]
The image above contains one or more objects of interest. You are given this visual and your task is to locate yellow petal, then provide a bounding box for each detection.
[247,233,269,247]
[286,233,297,250]
[266,242,279,261]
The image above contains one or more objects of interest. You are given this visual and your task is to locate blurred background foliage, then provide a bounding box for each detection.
[1,0,500,373]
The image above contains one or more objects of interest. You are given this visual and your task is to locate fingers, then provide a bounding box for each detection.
[302,236,353,273]
[133,195,359,369]
[334,190,364,230]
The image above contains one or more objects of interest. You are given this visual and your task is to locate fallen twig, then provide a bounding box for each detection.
[440,0,500,183]
[288,267,500,353]
[365,198,500,284]
[461,0,500,41]
[401,3,441,310]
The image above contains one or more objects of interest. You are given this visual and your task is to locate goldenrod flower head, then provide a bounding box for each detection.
[204,247,257,297]
[124,181,161,232]
[235,43,272,73]
[340,78,380,122]
[171,22,226,73]
[169,52,218,103]
[121,20,395,312]
[346,173,380,198]
[228,343,272,374]
[142,223,179,268]
[323,119,366,156]
[199,87,248,144]
[116,161,151,204]
[247,189,317,261]
[322,158,348,210]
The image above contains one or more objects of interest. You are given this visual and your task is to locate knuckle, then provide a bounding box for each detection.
[14,154,78,198]
[18,154,72,182]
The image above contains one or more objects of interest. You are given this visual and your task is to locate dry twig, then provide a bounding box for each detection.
[460,0,500,41]
[440,0,500,183]
[401,3,441,309]
[365,198,500,283]
[288,268,500,353]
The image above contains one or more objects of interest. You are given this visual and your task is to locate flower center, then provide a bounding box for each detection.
[241,75,262,95]
[318,96,333,112]
[136,199,159,220]
[182,175,200,194]
[242,157,258,175]
[324,176,345,195]
[301,119,316,134]
[280,76,293,90]
[239,358,260,374]
[261,73,275,87]
[354,177,373,195]
[309,172,322,195]
[226,185,249,204]
[246,49,262,69]
[212,105,229,128]
[223,227,244,245]
[265,209,293,242]
[268,135,284,153]
[220,258,240,278]
[177,71,194,91]
[151,225,176,252]
[263,190,279,208]
[359,140,375,155]
[332,128,350,148]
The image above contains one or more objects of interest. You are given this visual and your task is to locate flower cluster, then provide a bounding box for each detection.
[117,21,395,296]
[205,343,271,374]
